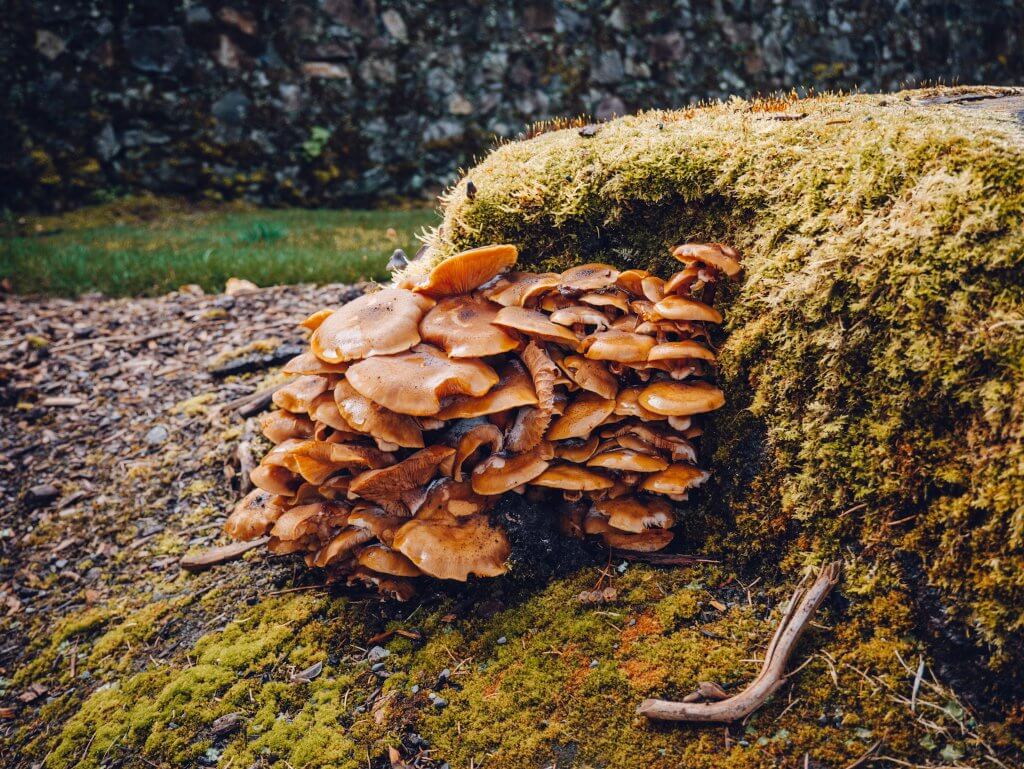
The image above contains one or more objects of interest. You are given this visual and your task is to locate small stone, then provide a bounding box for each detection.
[26,484,59,507]
[35,30,65,61]
[145,425,169,445]
[367,645,390,662]
[371,662,385,672]
[496,636,507,645]
[381,9,408,42]
[435,667,451,688]
[431,696,448,710]
[589,659,599,668]
[411,684,420,694]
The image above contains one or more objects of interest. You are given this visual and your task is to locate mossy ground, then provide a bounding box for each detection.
[5,88,1024,768]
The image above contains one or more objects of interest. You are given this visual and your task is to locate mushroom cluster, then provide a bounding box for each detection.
[224,242,741,599]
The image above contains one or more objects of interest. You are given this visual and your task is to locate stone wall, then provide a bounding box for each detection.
[3,0,1022,211]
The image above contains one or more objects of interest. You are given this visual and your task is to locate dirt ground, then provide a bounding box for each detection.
[0,283,367,757]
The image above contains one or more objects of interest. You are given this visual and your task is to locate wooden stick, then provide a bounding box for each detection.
[180,537,269,573]
[637,561,840,723]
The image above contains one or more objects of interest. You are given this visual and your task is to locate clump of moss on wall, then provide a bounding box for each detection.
[418,88,1024,675]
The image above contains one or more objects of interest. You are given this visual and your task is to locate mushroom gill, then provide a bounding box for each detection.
[222,243,741,598]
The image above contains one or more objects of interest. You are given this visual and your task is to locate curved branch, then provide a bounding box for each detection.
[637,561,841,723]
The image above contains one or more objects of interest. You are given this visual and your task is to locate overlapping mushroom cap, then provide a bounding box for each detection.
[223,242,741,598]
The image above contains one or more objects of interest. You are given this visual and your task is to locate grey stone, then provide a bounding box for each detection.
[124,27,185,74]
[381,9,408,42]
[367,645,389,662]
[35,29,65,60]
[595,95,626,121]
[145,425,170,445]
[211,91,251,125]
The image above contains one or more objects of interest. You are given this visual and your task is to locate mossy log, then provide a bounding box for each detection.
[420,86,1024,671]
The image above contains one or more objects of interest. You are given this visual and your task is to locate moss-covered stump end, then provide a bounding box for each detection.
[425,85,1024,671]
[7,87,1024,769]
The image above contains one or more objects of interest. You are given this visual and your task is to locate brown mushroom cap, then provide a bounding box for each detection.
[492,306,582,350]
[345,344,499,416]
[648,340,717,363]
[587,448,669,473]
[250,464,300,496]
[435,358,538,419]
[420,294,520,358]
[638,381,726,416]
[601,528,675,551]
[287,440,393,484]
[549,305,612,330]
[271,501,348,542]
[594,496,673,532]
[615,269,649,296]
[579,291,630,313]
[560,355,618,399]
[553,435,600,463]
[415,478,491,518]
[299,308,334,332]
[334,380,423,449]
[260,410,315,444]
[613,388,665,421]
[392,512,511,581]
[471,447,551,495]
[652,295,723,324]
[273,375,333,414]
[282,351,349,375]
[641,276,666,302]
[225,489,282,540]
[664,266,703,296]
[347,504,408,546]
[356,544,423,577]
[546,391,617,440]
[311,288,434,363]
[640,464,710,495]
[348,445,456,502]
[582,330,656,362]
[442,419,504,481]
[312,526,375,567]
[559,263,620,292]
[672,243,742,278]
[413,244,519,297]
[484,271,561,307]
[530,463,614,491]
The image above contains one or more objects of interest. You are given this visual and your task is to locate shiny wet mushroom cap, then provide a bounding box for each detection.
[420,294,520,358]
[334,380,424,448]
[492,306,583,350]
[435,358,538,420]
[311,288,434,363]
[672,242,743,278]
[345,344,499,416]
[559,263,619,292]
[652,295,723,324]
[392,512,511,581]
[638,381,726,416]
[471,446,551,495]
[594,496,673,532]
[413,244,518,297]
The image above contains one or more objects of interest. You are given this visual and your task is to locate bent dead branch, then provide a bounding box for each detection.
[637,561,841,723]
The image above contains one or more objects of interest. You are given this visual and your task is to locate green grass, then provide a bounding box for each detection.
[1,198,438,296]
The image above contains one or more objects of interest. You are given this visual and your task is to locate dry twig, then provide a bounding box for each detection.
[637,561,840,723]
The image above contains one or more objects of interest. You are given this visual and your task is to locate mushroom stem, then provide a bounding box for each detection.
[637,561,840,723]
